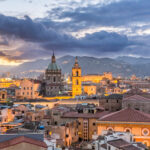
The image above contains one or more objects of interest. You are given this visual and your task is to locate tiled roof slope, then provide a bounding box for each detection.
[108,139,140,150]
[123,94,150,101]
[0,133,44,143]
[0,136,47,149]
[99,108,150,122]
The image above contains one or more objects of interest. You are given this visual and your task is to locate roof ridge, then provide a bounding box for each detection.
[123,94,150,100]
[99,109,126,120]
[99,108,150,122]
[0,135,47,149]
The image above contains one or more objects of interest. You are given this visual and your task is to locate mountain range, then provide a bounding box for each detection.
[2,55,150,78]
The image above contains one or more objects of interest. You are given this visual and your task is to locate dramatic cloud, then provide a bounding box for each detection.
[0,14,131,61]
[0,0,150,63]
[0,14,59,42]
[48,0,150,30]
[0,36,9,46]
[0,50,20,63]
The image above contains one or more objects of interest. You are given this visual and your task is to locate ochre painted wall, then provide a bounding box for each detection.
[97,122,150,146]
[72,68,82,96]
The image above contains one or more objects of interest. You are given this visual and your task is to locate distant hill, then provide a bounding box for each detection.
[116,56,150,64]
[2,55,150,78]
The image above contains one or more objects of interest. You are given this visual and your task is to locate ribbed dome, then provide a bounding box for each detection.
[47,62,60,71]
[47,53,60,71]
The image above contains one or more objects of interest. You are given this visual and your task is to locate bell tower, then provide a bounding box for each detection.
[72,57,82,97]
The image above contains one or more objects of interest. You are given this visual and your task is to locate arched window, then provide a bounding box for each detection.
[76,71,79,76]
[53,77,56,82]
[124,128,131,133]
[107,127,113,132]
[2,94,5,99]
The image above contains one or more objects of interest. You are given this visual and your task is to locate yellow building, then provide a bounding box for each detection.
[0,78,20,88]
[72,57,82,96]
[82,72,112,83]
[97,108,150,147]
[83,85,97,95]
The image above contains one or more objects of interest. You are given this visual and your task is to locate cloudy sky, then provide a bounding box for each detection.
[0,0,150,65]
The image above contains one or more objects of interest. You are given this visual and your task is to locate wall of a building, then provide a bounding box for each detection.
[72,68,82,96]
[82,72,112,83]
[97,122,150,147]
[78,118,97,141]
[15,79,40,99]
[83,85,96,95]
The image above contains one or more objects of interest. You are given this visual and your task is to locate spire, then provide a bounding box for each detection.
[74,56,79,68]
[75,56,78,64]
[52,51,56,63]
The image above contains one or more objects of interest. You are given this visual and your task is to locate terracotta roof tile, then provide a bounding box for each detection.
[123,94,150,101]
[101,143,107,149]
[0,136,47,149]
[121,145,140,150]
[99,108,150,122]
[108,139,140,150]
[108,139,129,148]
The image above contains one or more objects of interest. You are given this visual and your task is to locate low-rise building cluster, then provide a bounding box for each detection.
[1,54,150,149]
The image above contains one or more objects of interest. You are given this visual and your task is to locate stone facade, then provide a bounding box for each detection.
[82,72,112,83]
[44,53,63,97]
[62,105,109,141]
[15,79,40,99]
[122,94,150,114]
[99,94,123,112]
[45,120,79,147]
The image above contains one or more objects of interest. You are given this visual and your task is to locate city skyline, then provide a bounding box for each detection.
[0,0,150,66]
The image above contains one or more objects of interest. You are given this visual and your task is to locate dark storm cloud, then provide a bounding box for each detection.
[43,31,129,55]
[48,0,150,30]
[0,14,60,42]
[0,14,131,60]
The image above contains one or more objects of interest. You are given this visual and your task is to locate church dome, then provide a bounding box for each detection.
[47,53,60,71]
[47,62,60,71]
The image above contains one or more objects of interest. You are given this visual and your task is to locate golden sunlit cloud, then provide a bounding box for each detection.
[0,58,22,66]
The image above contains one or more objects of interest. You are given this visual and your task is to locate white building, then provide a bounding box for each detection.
[93,131,147,150]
